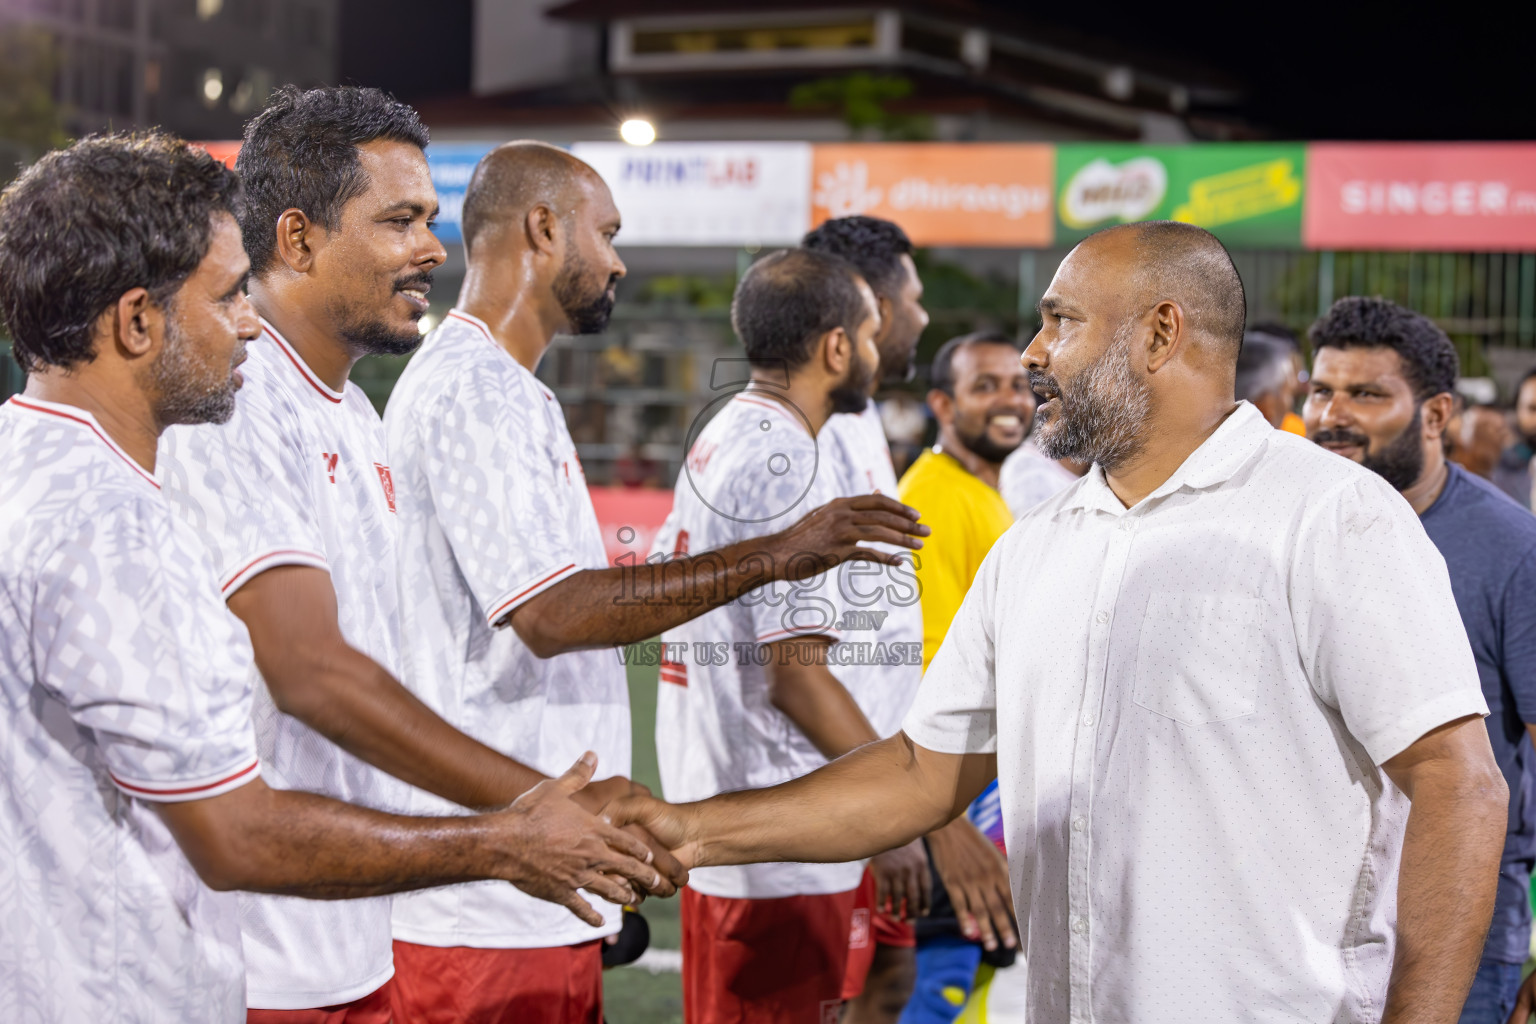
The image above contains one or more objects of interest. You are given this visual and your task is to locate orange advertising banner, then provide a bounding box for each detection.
[810,143,1054,247]
[193,140,242,168]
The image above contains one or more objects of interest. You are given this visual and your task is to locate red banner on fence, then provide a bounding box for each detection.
[588,486,674,567]
[1303,143,1536,251]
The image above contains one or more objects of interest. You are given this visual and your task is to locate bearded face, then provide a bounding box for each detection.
[1029,318,1152,471]
[149,310,245,427]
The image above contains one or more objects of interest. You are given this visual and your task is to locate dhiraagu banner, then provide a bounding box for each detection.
[1055,143,1307,248]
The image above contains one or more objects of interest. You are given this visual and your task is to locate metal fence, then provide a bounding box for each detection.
[1021,250,1536,387]
[5,248,1535,407]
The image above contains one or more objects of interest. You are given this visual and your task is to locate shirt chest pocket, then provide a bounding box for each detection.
[1132,593,1263,726]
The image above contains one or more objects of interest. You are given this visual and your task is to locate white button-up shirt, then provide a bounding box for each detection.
[903,402,1487,1024]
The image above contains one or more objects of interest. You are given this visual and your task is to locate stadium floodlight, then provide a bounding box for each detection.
[620,118,656,146]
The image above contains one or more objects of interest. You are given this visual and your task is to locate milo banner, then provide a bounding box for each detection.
[1055,143,1307,248]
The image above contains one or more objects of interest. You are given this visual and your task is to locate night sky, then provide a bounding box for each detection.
[339,1,1536,141]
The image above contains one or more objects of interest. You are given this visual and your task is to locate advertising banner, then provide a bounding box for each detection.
[1055,143,1306,248]
[1303,143,1536,251]
[572,141,812,246]
[424,141,497,244]
[588,486,675,567]
[809,143,1055,247]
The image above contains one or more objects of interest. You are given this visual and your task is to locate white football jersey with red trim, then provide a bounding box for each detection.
[384,309,630,949]
[0,396,260,1021]
[819,405,924,740]
[158,320,402,1009]
[651,391,895,899]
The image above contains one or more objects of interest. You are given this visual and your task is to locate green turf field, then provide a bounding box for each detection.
[603,654,684,1024]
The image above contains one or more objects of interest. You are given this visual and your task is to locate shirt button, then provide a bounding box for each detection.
[1071,816,1086,832]
[1072,916,1089,935]
[1095,611,1109,624]
[1119,519,1133,532]
[1081,711,1096,726]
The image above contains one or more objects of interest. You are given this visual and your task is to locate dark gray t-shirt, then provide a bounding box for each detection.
[1421,464,1536,963]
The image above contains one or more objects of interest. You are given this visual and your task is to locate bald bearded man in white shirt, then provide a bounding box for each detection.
[615,221,1508,1024]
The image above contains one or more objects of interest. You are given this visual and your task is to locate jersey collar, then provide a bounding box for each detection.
[260,319,345,404]
[6,395,161,490]
[1064,401,1271,516]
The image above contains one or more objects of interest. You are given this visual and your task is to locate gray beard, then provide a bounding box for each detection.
[1031,321,1152,472]
[152,319,241,426]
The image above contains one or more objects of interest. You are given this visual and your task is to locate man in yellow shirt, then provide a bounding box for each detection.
[900,332,1034,669]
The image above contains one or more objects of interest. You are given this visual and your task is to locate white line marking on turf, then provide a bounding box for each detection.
[624,948,682,973]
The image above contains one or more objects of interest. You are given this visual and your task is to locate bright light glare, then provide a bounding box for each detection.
[620,119,656,146]
[418,314,437,336]
[201,69,223,103]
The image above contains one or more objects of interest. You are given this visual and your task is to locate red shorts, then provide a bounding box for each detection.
[389,939,603,1024]
[682,885,862,1023]
[840,867,919,999]
[246,981,392,1024]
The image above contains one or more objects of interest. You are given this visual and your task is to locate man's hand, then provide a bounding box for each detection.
[607,791,703,869]
[768,494,927,574]
[869,839,931,921]
[490,753,672,926]
[572,774,687,898]
[927,816,1017,953]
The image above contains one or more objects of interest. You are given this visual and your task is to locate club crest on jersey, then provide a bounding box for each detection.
[374,463,397,513]
[321,451,339,484]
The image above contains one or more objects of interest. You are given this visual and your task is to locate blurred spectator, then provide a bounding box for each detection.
[1247,321,1308,435]
[1234,330,1297,429]
[1451,405,1513,482]
[1493,368,1536,509]
[1304,296,1536,1024]
[614,441,660,489]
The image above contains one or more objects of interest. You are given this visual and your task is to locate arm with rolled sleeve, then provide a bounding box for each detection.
[1290,476,1505,1024]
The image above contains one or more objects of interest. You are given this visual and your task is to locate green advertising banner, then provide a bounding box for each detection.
[1055,143,1307,247]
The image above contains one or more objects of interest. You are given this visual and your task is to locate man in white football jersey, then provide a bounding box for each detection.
[157,90,684,1021]
[0,132,665,1024]
[383,142,928,1022]
[804,217,1024,1021]
[648,247,932,1022]
[801,216,929,1015]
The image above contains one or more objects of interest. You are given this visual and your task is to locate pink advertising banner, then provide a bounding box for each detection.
[1304,143,1536,251]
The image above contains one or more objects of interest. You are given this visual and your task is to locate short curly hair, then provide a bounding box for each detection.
[1309,296,1458,400]
[732,249,871,370]
[0,131,242,374]
[237,85,428,275]
[802,215,914,301]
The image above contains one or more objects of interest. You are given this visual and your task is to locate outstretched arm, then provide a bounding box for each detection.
[612,733,995,872]
[1380,715,1507,1024]
[157,753,678,927]
[509,495,928,656]
[228,565,682,889]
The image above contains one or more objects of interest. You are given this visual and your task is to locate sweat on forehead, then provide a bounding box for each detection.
[1075,221,1247,354]
[460,141,602,253]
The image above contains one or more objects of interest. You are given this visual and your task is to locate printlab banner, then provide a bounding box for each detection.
[572,141,813,246]
[809,143,1054,247]
[1304,143,1536,251]
[1055,143,1307,248]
